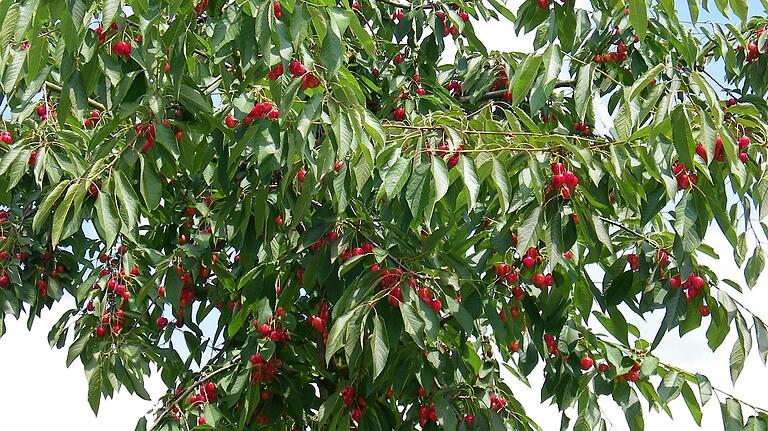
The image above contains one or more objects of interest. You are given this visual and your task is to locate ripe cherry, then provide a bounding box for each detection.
[0,131,12,144]
[580,357,594,370]
[95,326,107,337]
[275,215,283,225]
[537,0,548,9]
[522,256,535,268]
[739,152,748,163]
[334,160,344,172]
[699,305,710,317]
[696,143,708,161]
[393,107,405,121]
[394,53,404,65]
[225,115,237,128]
[157,316,169,329]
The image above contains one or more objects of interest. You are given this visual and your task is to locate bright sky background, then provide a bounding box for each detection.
[1,0,767,429]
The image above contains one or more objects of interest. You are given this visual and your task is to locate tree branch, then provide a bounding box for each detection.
[45,81,106,111]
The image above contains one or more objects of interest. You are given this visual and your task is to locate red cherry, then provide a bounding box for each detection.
[699,305,710,317]
[95,326,107,337]
[496,263,511,278]
[598,363,609,373]
[580,357,594,370]
[393,107,406,121]
[156,316,169,329]
[334,160,344,172]
[275,215,283,225]
[657,249,669,266]
[1,131,13,144]
[739,136,750,149]
[417,386,426,397]
[459,11,469,22]
[696,143,708,162]
[739,152,747,163]
[198,417,206,426]
[522,256,535,268]
[394,53,404,65]
[297,169,306,182]
[179,234,187,245]
[537,0,549,9]
[225,115,237,128]
[563,250,572,259]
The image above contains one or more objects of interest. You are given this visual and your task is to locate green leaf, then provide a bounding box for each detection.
[95,190,121,249]
[114,172,139,232]
[628,0,648,40]
[297,93,323,140]
[179,84,212,115]
[371,315,389,380]
[744,246,765,289]
[755,317,768,365]
[102,0,120,29]
[400,302,425,348]
[405,160,430,219]
[491,157,510,211]
[574,63,593,120]
[730,0,748,21]
[384,156,410,199]
[729,338,745,384]
[32,180,69,233]
[510,53,542,104]
[671,106,695,168]
[681,382,703,425]
[88,363,102,414]
[518,206,542,252]
[458,156,479,210]
[51,183,78,247]
[140,156,162,210]
[630,63,665,100]
[325,309,355,364]
[696,374,712,405]
[67,333,89,366]
[430,156,449,206]
[591,215,614,253]
[721,398,743,431]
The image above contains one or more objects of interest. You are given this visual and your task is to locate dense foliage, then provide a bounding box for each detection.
[1,0,768,429]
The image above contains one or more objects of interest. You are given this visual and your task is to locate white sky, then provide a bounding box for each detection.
[1,2,766,430]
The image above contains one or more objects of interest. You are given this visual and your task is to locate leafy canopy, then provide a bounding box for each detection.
[0,0,768,430]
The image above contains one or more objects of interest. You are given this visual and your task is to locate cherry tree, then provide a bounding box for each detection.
[0,0,767,429]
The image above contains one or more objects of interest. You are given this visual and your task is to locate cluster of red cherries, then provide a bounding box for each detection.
[341,386,367,423]
[375,267,405,307]
[249,352,283,384]
[308,302,331,344]
[546,162,579,200]
[489,393,507,411]
[253,306,290,342]
[434,144,463,168]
